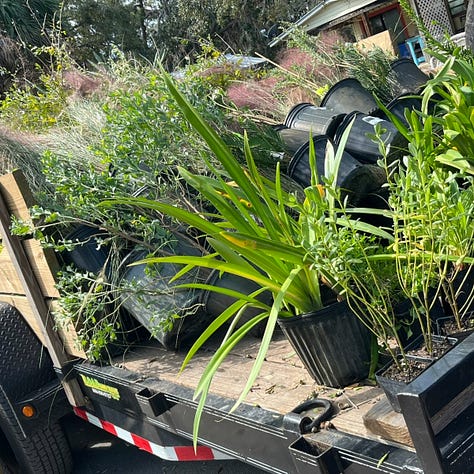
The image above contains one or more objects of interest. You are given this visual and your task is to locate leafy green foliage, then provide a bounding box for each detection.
[0,73,71,131]
[419,55,474,174]
[104,69,395,445]
[379,58,474,352]
[53,265,120,361]
[62,0,150,66]
[96,71,221,185]
[61,0,309,69]
[0,43,287,361]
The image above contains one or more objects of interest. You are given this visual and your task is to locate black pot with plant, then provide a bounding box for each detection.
[375,334,458,413]
[278,301,372,387]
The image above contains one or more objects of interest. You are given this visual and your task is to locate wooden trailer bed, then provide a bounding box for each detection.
[112,331,414,448]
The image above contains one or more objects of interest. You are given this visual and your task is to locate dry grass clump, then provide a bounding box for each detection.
[225,31,351,123]
[62,69,101,98]
[227,77,281,120]
[0,127,48,194]
[226,50,329,123]
[276,45,342,87]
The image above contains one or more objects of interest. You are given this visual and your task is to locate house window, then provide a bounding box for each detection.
[340,24,357,42]
[369,15,385,35]
[368,5,408,43]
[447,0,467,32]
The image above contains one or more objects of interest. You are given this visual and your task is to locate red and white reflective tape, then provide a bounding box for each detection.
[73,406,234,462]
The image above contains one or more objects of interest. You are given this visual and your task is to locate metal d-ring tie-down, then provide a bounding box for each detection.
[291,398,333,434]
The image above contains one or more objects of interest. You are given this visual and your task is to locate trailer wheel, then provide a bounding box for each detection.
[0,303,73,473]
[0,455,13,474]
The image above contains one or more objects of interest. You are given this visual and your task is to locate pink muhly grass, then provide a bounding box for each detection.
[227,76,280,115]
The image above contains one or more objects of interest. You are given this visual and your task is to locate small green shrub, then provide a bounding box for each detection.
[0,73,72,131]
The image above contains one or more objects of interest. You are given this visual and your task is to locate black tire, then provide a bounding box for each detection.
[0,455,14,474]
[0,303,73,473]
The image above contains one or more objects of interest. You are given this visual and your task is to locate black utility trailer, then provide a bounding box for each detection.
[0,170,472,474]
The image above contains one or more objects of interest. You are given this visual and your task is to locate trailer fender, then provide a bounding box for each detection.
[0,302,73,474]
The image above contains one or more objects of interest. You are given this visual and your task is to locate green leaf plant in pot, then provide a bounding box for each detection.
[104,70,394,445]
[299,120,422,376]
[413,53,474,337]
[384,58,474,343]
[370,61,474,411]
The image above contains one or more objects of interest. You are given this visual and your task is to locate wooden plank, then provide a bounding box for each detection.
[0,294,86,359]
[0,170,36,218]
[23,240,60,298]
[363,397,414,447]
[332,399,387,440]
[121,337,317,413]
[0,240,60,298]
[0,181,86,406]
[0,244,24,294]
[0,170,60,298]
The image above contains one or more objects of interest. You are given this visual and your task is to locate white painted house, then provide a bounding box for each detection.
[270,0,466,63]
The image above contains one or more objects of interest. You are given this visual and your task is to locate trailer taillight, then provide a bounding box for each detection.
[21,405,36,418]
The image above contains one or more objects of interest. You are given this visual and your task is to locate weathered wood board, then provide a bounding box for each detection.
[0,240,60,297]
[0,171,60,297]
[0,293,84,358]
[363,397,414,447]
[0,170,84,358]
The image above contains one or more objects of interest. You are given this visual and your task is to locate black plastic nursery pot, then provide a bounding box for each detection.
[277,301,372,388]
[119,234,213,350]
[334,111,407,165]
[284,103,345,138]
[62,224,111,274]
[287,134,387,205]
[202,270,273,337]
[435,315,474,341]
[389,58,430,96]
[277,127,319,155]
[375,334,458,413]
[320,77,378,114]
[376,94,423,126]
[393,294,445,348]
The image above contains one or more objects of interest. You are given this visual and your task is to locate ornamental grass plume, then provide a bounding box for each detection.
[227,77,280,115]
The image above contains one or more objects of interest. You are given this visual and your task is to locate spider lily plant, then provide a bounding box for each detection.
[104,70,393,445]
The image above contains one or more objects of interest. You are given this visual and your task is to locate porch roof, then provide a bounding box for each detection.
[269,0,382,47]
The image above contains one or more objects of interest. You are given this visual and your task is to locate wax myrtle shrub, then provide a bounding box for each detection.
[7,47,283,360]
